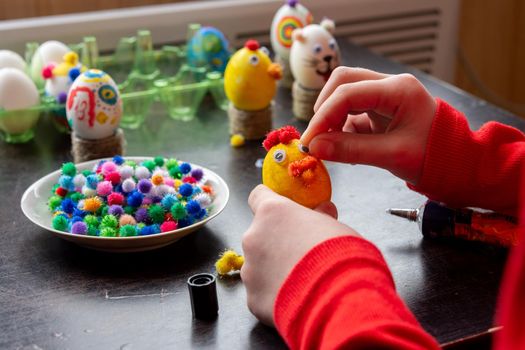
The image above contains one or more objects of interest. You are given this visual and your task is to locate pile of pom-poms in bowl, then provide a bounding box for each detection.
[47,156,214,237]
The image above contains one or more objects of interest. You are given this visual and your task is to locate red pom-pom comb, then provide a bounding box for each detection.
[263,125,301,151]
[245,39,260,51]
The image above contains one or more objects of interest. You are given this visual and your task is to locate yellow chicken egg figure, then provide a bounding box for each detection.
[262,125,331,208]
[224,40,282,111]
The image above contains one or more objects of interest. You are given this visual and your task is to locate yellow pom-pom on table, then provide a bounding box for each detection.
[230,134,245,147]
[215,249,244,276]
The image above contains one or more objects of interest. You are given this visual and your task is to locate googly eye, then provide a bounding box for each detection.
[260,46,270,57]
[273,149,286,163]
[249,55,259,66]
[298,143,309,153]
[313,44,322,55]
[329,39,337,50]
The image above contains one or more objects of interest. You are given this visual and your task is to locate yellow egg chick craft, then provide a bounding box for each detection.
[66,69,125,162]
[290,18,340,121]
[224,40,282,140]
[262,125,331,209]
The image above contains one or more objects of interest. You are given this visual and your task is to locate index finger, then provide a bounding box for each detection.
[248,184,277,214]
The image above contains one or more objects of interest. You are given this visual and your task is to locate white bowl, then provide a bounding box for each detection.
[20,157,229,252]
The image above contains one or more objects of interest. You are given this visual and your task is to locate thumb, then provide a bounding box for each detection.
[313,201,338,219]
[309,131,397,168]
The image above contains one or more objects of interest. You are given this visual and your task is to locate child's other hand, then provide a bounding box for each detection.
[241,185,359,326]
[301,67,437,185]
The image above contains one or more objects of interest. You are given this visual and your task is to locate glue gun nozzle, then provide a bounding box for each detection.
[386,208,419,222]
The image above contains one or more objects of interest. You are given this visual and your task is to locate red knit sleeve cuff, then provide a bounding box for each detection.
[408,98,476,199]
[274,236,395,344]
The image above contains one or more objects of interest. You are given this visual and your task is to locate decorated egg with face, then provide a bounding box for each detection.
[290,19,340,90]
[187,27,231,73]
[66,69,122,140]
[224,40,282,111]
[43,52,86,104]
[270,0,313,61]
[30,40,70,88]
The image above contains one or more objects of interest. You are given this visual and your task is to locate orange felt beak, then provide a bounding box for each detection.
[288,156,318,177]
[267,63,283,80]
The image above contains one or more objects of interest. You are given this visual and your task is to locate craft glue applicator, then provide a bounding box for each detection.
[387,200,520,247]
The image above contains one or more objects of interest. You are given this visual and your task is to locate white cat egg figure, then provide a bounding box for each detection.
[66,69,122,140]
[43,52,86,104]
[270,0,313,61]
[290,19,340,90]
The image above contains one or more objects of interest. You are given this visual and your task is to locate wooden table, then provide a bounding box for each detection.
[1,41,523,350]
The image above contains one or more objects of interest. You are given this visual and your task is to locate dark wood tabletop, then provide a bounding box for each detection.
[1,40,524,350]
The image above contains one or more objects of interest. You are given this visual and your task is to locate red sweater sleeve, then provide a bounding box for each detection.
[274,236,440,350]
[409,99,525,216]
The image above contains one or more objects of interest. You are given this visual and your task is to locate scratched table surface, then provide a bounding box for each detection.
[1,40,524,350]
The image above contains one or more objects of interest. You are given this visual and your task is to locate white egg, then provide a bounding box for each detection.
[270,0,313,60]
[66,69,122,140]
[0,68,40,136]
[30,40,70,88]
[290,19,340,90]
[0,50,27,72]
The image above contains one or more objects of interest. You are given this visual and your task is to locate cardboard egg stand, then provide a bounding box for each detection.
[0,25,229,144]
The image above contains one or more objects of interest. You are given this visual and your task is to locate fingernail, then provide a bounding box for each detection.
[311,138,334,158]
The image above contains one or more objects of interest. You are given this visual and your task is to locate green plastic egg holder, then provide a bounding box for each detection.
[0,27,228,144]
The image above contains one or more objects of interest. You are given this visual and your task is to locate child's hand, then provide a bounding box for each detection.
[301,67,437,185]
[241,185,359,326]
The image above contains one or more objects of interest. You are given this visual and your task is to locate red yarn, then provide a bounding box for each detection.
[107,192,124,206]
[160,221,178,232]
[105,171,121,186]
[263,125,301,151]
[56,187,68,197]
[183,176,197,184]
[245,39,260,51]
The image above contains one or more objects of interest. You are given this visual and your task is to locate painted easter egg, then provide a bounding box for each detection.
[0,50,27,72]
[290,19,341,90]
[262,125,331,209]
[224,40,282,111]
[30,40,70,88]
[66,69,122,140]
[270,0,313,61]
[187,27,231,73]
[0,68,40,136]
[43,52,86,104]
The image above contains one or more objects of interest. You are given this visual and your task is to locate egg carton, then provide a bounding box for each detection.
[0,27,228,144]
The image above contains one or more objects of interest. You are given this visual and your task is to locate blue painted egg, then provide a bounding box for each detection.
[187,27,231,73]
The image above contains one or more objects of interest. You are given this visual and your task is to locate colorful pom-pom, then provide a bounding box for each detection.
[84,215,99,227]
[119,214,137,226]
[86,175,99,189]
[183,176,197,184]
[56,187,68,197]
[194,193,212,208]
[179,183,193,197]
[87,225,99,236]
[58,175,73,190]
[177,217,194,228]
[154,156,165,167]
[161,194,178,211]
[124,205,135,215]
[151,174,164,186]
[215,250,245,275]
[148,205,165,224]
[171,202,187,220]
[122,178,136,193]
[194,208,207,220]
[127,191,144,207]
[190,169,204,181]
[62,162,77,177]
[135,166,150,179]
[169,166,181,179]
[48,196,63,210]
[96,181,113,196]
[160,221,178,232]
[82,186,97,198]
[100,227,117,237]
[230,134,245,147]
[164,178,174,187]
[202,185,213,194]
[139,225,157,236]
[42,65,54,79]
[107,192,124,206]
[134,207,150,223]
[52,215,69,231]
[61,198,75,214]
[142,160,156,172]
[119,225,137,237]
[137,179,152,194]
[105,171,121,186]
[71,221,87,235]
[112,155,124,165]
[101,161,118,175]
[119,165,134,179]
[73,174,86,188]
[165,159,178,170]
[108,205,124,217]
[179,162,191,174]
[84,197,103,212]
[186,200,201,216]
[101,214,118,228]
